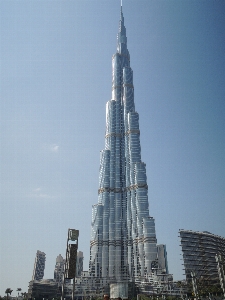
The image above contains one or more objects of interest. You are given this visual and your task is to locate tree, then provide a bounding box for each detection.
[5,289,13,300]
[21,292,27,300]
[16,289,22,298]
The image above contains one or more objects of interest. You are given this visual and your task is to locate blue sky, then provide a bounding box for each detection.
[1,0,225,295]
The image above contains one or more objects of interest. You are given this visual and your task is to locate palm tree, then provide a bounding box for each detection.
[21,292,27,299]
[16,289,22,298]
[5,288,13,300]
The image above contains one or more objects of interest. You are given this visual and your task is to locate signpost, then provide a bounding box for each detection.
[61,229,79,300]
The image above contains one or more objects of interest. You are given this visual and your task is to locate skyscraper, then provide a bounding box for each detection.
[54,254,65,287]
[89,6,159,282]
[32,250,46,281]
[76,251,84,277]
[157,245,169,274]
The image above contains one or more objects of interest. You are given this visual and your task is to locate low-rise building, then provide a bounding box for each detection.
[28,279,58,300]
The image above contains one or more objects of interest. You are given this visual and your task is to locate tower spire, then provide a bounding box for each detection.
[117,0,127,55]
[120,0,123,21]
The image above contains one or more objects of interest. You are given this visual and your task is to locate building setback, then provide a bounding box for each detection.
[179,229,225,285]
[89,5,162,282]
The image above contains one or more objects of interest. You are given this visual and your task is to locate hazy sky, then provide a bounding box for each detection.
[1,0,225,296]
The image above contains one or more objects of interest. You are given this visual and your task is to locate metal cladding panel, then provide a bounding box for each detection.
[66,244,77,279]
[99,150,110,190]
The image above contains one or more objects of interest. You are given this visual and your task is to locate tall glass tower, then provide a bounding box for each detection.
[89,6,158,282]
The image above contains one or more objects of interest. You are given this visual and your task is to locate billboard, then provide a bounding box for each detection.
[65,244,78,279]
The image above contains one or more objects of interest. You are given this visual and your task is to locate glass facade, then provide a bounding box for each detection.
[180,230,225,285]
[89,7,157,281]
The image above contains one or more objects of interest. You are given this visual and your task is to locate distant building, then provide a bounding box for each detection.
[157,244,169,274]
[54,251,83,288]
[32,250,46,281]
[54,254,65,286]
[179,229,225,285]
[76,251,84,277]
